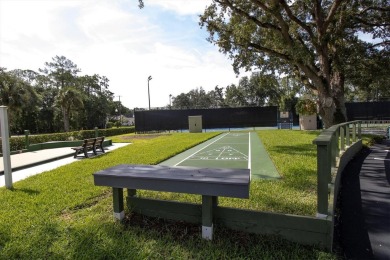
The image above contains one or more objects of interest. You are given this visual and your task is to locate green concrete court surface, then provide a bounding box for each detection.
[159,132,279,180]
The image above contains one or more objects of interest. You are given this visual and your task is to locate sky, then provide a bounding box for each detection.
[0,0,244,109]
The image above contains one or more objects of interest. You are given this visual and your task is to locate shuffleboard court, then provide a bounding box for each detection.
[159,132,280,180]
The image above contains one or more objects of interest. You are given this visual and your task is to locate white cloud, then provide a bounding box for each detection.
[145,0,211,15]
[0,0,240,109]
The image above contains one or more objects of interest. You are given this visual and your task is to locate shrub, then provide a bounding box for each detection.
[0,127,135,152]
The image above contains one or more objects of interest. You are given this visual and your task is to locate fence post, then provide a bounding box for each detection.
[358,121,362,139]
[24,130,30,149]
[315,142,331,218]
[340,126,345,152]
[331,132,338,167]
[0,106,13,189]
[352,124,357,142]
[346,124,351,147]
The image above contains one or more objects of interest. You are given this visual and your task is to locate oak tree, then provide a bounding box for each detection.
[199,0,389,127]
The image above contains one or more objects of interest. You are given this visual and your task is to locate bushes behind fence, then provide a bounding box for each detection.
[0,127,135,152]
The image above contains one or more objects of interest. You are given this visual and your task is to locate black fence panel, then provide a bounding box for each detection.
[135,106,278,132]
[346,101,390,121]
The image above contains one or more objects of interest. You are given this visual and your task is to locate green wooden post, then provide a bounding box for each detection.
[126,189,137,210]
[316,144,331,218]
[24,130,30,149]
[94,127,98,138]
[113,188,124,220]
[352,124,356,142]
[346,124,351,146]
[331,133,338,167]
[340,126,345,152]
[202,195,218,240]
[358,121,362,139]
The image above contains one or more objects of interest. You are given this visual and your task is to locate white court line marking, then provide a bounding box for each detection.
[216,146,227,160]
[194,146,248,160]
[248,132,251,170]
[174,132,230,166]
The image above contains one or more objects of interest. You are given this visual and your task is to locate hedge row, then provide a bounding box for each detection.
[0,127,135,152]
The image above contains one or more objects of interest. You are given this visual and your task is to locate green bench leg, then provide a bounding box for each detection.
[83,147,89,158]
[202,195,218,240]
[113,187,124,220]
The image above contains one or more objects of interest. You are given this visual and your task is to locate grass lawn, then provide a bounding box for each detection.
[0,130,343,259]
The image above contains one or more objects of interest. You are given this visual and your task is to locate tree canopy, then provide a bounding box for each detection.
[199,0,389,127]
[0,56,130,134]
[171,72,298,110]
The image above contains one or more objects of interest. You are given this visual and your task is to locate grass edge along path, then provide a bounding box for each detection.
[0,132,335,259]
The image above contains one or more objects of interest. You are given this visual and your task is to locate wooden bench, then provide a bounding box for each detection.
[72,137,105,158]
[94,136,105,155]
[93,164,250,240]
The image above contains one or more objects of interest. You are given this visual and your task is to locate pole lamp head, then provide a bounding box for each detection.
[148,76,152,81]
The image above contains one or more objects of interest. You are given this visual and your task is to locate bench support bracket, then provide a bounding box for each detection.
[113,187,124,220]
[202,195,218,240]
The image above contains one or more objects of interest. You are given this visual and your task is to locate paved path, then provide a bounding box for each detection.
[339,140,390,259]
[0,143,130,187]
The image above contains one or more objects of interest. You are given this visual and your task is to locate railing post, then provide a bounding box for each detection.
[346,124,351,146]
[24,130,30,149]
[316,143,331,217]
[352,124,357,142]
[340,126,345,152]
[358,121,361,139]
[331,132,338,167]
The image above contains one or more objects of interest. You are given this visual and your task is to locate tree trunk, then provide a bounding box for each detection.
[318,71,347,128]
[62,108,70,132]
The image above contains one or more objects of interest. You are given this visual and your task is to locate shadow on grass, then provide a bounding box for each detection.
[0,210,333,259]
[12,188,40,195]
[268,143,316,157]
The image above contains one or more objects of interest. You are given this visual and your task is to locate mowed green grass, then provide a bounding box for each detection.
[0,131,339,259]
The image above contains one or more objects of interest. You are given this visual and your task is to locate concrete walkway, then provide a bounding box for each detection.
[339,139,390,259]
[0,143,130,188]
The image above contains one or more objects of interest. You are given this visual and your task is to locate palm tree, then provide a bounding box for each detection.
[0,68,40,132]
[55,86,84,132]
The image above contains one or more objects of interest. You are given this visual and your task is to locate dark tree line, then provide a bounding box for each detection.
[0,56,131,134]
[171,72,301,111]
[171,66,390,113]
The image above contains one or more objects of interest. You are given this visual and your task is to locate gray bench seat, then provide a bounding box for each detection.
[93,164,250,240]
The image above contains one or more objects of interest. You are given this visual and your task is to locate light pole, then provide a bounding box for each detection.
[169,94,172,108]
[147,76,152,110]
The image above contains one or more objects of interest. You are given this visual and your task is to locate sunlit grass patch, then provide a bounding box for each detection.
[0,130,348,259]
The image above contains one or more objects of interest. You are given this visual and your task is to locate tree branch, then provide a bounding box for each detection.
[368,40,390,49]
[248,42,292,61]
[279,0,315,41]
[323,0,343,32]
[215,0,280,31]
[354,17,390,27]
[360,6,390,14]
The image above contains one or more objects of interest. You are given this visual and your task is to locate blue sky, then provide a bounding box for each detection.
[0,0,243,109]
